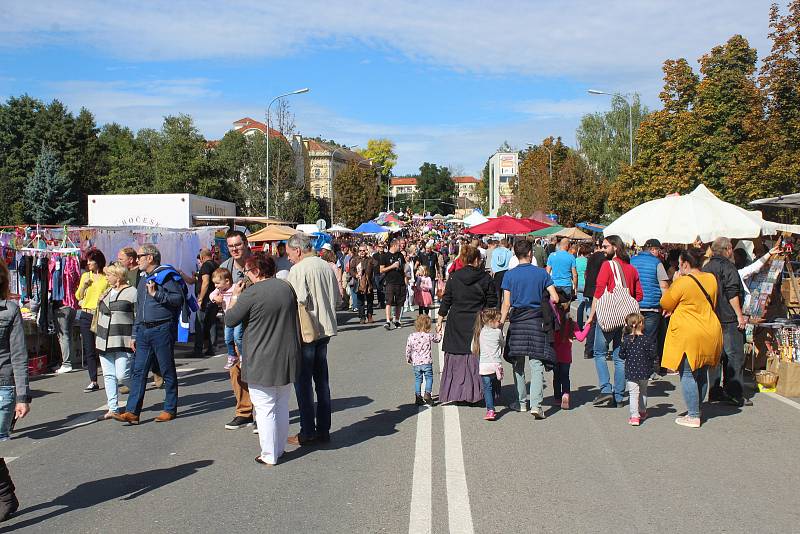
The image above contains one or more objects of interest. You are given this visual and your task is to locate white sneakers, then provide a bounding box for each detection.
[55,365,73,374]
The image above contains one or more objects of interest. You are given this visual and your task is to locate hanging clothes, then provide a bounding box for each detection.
[62,256,81,309]
[36,257,49,331]
[49,256,65,302]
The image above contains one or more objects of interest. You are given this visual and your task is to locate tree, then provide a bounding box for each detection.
[576,94,648,183]
[152,114,208,194]
[332,162,381,227]
[416,163,456,215]
[97,123,154,194]
[205,130,247,205]
[24,145,79,224]
[358,138,398,179]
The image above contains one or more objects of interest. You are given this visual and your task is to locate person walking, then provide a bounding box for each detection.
[352,245,375,324]
[286,233,341,446]
[225,254,301,465]
[586,235,643,407]
[703,237,750,407]
[546,238,578,298]
[500,239,559,418]
[112,244,184,424]
[75,249,109,392]
[490,238,513,305]
[437,245,497,404]
[0,261,30,522]
[381,239,406,330]
[661,248,723,428]
[95,262,137,419]
[619,313,655,426]
[219,230,254,430]
[193,248,219,357]
[630,239,670,379]
[580,243,606,359]
[405,314,440,407]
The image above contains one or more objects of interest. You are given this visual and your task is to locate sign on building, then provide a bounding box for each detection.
[487,152,518,216]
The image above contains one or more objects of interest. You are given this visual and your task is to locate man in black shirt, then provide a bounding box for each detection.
[194,248,219,357]
[581,243,607,359]
[380,239,406,330]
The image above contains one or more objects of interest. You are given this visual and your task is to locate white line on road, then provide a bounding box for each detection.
[443,405,474,534]
[408,406,432,534]
[764,392,800,411]
[3,457,18,463]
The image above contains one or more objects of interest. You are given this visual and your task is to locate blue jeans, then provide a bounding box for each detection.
[593,326,625,402]
[0,386,14,441]
[413,364,433,395]
[642,310,663,373]
[350,287,360,311]
[512,356,545,410]
[126,321,179,415]
[556,286,573,299]
[481,374,500,411]
[294,337,332,439]
[99,351,131,413]
[224,324,243,358]
[679,356,708,419]
[576,294,590,329]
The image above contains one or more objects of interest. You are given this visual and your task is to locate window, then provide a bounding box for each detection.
[314,168,321,178]
[314,187,321,197]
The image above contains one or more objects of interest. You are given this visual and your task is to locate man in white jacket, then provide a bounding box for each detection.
[286,233,341,446]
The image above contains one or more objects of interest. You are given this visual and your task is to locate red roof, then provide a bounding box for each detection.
[232,117,283,138]
[391,177,418,186]
[306,140,368,163]
[452,176,479,184]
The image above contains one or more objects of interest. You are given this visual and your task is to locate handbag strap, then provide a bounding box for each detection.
[608,260,627,289]
[687,274,715,310]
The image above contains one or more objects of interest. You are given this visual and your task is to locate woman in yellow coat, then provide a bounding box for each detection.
[660,248,722,428]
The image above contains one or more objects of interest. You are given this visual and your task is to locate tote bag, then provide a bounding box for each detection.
[595,260,639,332]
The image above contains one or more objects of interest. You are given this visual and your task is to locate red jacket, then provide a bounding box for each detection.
[593,258,643,301]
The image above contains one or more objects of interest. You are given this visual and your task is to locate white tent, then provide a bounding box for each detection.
[604,184,763,244]
[462,211,489,227]
[328,224,353,234]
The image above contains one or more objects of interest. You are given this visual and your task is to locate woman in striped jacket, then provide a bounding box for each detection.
[95,262,137,419]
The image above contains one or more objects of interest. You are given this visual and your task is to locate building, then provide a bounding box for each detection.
[232,117,284,139]
[452,176,480,203]
[486,152,518,216]
[389,175,481,203]
[302,139,373,201]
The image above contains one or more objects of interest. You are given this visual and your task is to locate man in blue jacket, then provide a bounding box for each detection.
[630,239,670,378]
[113,244,184,424]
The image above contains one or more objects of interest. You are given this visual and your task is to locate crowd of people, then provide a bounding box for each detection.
[0,214,787,522]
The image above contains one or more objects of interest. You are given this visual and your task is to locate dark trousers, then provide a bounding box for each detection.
[553,362,571,398]
[126,321,178,415]
[78,311,98,382]
[642,310,663,373]
[584,321,597,359]
[193,304,219,354]
[493,270,507,306]
[375,279,386,308]
[357,290,374,319]
[294,337,331,439]
[710,322,746,400]
[0,458,16,513]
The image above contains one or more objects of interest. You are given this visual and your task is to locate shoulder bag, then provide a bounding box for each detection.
[595,260,640,332]
[281,279,321,344]
[686,274,716,310]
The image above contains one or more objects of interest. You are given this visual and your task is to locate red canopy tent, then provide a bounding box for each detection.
[465,215,549,235]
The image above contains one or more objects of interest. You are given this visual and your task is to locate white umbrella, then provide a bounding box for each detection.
[328,224,353,234]
[463,211,489,227]
[604,184,763,244]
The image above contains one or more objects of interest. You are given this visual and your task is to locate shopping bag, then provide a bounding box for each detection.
[595,261,639,332]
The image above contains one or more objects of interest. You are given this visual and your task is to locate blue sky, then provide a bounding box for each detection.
[0,0,774,176]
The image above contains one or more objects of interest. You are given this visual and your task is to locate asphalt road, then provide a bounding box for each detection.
[3,308,800,533]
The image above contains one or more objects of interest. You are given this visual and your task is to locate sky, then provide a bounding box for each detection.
[0,0,776,177]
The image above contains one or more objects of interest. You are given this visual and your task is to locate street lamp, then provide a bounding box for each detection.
[526,142,552,180]
[329,144,358,225]
[265,87,309,218]
[588,89,634,166]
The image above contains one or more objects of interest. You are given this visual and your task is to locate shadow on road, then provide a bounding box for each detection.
[2,460,213,531]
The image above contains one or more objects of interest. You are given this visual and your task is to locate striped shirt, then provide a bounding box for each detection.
[96,286,138,353]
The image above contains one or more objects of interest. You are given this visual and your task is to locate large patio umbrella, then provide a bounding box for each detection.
[603,184,763,244]
[247,225,297,242]
[328,224,353,234]
[466,215,549,235]
[463,211,489,227]
[353,221,390,234]
[554,227,593,240]
[528,225,564,237]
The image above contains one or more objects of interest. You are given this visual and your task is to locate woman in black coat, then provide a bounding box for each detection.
[437,245,497,403]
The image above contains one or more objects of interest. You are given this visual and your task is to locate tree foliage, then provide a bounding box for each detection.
[415,163,456,215]
[24,145,79,224]
[358,138,397,179]
[332,162,381,227]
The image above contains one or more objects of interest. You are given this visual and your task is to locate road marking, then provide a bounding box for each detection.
[3,457,18,463]
[443,405,474,534]
[408,406,432,534]
[764,392,800,411]
[176,367,197,373]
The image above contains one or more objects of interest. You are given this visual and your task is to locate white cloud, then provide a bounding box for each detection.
[1,0,772,85]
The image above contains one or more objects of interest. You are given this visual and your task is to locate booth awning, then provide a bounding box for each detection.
[750,193,800,210]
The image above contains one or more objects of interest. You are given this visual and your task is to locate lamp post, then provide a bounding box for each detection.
[527,142,552,180]
[588,89,634,166]
[265,87,309,218]
[329,144,358,225]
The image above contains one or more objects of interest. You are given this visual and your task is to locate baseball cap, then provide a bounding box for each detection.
[321,243,333,251]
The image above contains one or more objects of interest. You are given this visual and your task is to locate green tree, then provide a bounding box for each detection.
[97,123,153,194]
[24,145,79,224]
[332,162,381,227]
[416,163,456,215]
[358,138,397,178]
[152,114,208,194]
[576,94,648,183]
[205,130,247,205]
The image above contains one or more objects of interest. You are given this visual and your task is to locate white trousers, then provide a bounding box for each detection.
[627,379,648,417]
[249,383,292,465]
